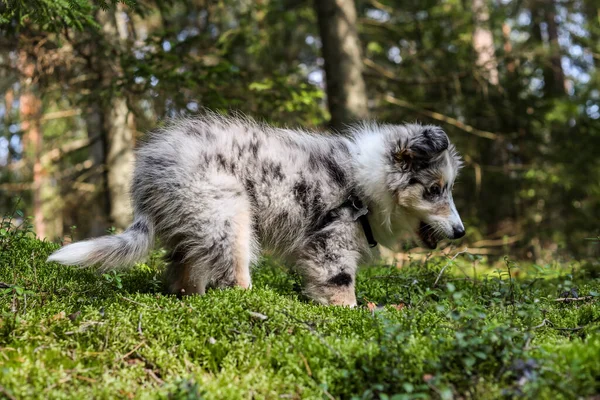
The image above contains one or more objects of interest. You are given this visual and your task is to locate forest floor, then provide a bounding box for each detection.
[1,232,600,399]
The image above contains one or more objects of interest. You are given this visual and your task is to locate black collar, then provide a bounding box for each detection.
[341,194,378,248]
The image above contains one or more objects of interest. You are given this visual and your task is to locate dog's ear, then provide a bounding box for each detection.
[394,127,449,170]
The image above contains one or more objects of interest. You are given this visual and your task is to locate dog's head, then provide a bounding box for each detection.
[377,124,464,249]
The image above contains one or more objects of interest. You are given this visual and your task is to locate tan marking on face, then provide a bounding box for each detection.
[432,202,451,217]
[396,185,422,208]
[437,177,445,189]
[327,285,357,307]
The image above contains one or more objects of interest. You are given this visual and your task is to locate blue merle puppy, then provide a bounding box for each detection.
[48,113,465,306]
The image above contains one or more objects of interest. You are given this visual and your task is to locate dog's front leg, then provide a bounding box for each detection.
[295,223,362,307]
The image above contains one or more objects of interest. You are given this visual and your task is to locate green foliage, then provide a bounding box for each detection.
[0,0,598,258]
[0,0,135,31]
[1,213,600,398]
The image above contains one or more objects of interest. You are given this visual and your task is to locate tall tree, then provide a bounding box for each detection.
[98,5,136,230]
[18,49,45,237]
[471,0,499,86]
[315,0,368,130]
[532,0,566,97]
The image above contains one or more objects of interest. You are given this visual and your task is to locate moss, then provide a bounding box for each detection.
[0,234,599,399]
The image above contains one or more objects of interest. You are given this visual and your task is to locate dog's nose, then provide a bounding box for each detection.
[452,226,465,239]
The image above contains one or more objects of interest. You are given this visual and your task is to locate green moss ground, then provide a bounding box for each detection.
[1,232,599,399]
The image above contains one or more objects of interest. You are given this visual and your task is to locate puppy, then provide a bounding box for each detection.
[48,114,464,306]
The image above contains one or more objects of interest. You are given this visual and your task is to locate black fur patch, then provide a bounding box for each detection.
[272,163,284,181]
[186,126,215,141]
[293,179,310,210]
[308,152,347,187]
[411,127,449,159]
[216,153,228,170]
[260,161,286,182]
[323,156,347,187]
[129,220,149,234]
[144,156,177,169]
[250,140,260,157]
[328,272,352,286]
[244,178,257,203]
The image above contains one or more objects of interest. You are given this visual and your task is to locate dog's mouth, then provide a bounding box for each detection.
[418,222,441,249]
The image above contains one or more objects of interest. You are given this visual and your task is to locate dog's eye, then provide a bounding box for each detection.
[428,184,441,197]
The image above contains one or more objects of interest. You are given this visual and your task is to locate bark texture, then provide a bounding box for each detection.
[98,6,136,230]
[315,0,368,130]
[533,0,566,97]
[472,0,499,85]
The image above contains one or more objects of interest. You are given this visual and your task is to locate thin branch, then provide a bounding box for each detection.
[119,295,164,310]
[40,109,81,122]
[137,313,143,337]
[364,58,468,84]
[532,319,550,329]
[0,385,17,400]
[41,133,102,164]
[555,296,593,302]
[433,249,469,288]
[471,234,524,248]
[118,340,146,361]
[383,94,499,140]
[366,0,394,14]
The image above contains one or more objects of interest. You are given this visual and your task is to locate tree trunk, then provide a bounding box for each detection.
[532,0,566,97]
[471,0,499,86]
[105,97,135,229]
[83,101,111,236]
[98,5,136,230]
[543,4,566,96]
[19,90,44,237]
[314,0,368,130]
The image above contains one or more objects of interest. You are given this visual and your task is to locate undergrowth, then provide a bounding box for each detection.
[1,212,599,399]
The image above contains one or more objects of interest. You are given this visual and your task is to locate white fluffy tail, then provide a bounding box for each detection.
[47,215,154,271]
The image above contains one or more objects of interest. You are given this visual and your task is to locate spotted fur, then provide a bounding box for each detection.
[47,113,464,306]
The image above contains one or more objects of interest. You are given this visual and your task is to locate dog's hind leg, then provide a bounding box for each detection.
[164,175,257,295]
[295,220,363,307]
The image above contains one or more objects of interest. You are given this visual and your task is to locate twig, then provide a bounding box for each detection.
[40,134,102,164]
[554,326,585,332]
[145,369,165,385]
[364,58,468,84]
[64,321,104,335]
[366,0,394,13]
[532,319,550,329]
[433,249,469,288]
[471,234,524,248]
[555,296,593,302]
[248,311,268,321]
[299,353,312,377]
[118,340,146,361]
[119,296,163,310]
[137,313,143,336]
[383,94,499,140]
[74,375,97,383]
[531,316,600,332]
[40,108,81,122]
[0,384,17,400]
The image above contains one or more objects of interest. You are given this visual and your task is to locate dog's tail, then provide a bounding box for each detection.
[47,213,155,271]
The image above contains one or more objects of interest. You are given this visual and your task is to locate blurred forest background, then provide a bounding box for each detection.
[0,0,598,261]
